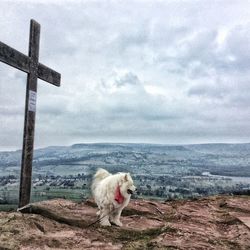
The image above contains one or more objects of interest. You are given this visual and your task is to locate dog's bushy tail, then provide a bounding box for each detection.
[91,168,111,194]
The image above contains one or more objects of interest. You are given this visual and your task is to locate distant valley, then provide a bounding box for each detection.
[0,143,250,208]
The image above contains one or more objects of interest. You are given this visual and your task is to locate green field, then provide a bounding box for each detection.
[0,185,91,211]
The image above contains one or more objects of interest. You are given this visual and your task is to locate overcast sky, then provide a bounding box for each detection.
[1,0,250,150]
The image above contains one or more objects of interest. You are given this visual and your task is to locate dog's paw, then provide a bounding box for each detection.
[112,220,123,227]
[100,221,111,227]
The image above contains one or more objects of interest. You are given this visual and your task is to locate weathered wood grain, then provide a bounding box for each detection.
[19,19,40,208]
[0,43,61,86]
[0,19,61,208]
[38,63,61,86]
[0,41,30,73]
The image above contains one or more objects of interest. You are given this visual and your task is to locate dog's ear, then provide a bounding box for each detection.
[124,174,128,182]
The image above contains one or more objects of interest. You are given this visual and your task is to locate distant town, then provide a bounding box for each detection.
[0,143,250,208]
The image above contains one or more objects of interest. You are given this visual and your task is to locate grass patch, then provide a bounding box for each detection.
[122,208,153,217]
[110,226,177,250]
[0,204,17,212]
[99,225,177,243]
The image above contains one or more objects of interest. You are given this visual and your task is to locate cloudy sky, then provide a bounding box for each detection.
[0,0,250,150]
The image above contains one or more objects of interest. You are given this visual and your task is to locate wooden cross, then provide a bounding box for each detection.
[0,19,61,208]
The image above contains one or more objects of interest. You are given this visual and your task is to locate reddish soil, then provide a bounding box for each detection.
[0,195,249,249]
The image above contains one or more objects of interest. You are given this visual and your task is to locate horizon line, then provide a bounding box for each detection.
[1,141,250,152]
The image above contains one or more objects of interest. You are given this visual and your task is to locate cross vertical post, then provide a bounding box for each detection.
[19,20,40,208]
[0,19,61,208]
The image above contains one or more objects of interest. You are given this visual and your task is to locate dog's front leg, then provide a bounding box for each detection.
[110,208,123,227]
[99,207,111,226]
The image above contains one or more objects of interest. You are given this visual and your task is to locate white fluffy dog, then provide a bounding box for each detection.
[91,168,136,227]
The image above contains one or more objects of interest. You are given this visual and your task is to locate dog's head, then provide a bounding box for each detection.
[119,173,136,197]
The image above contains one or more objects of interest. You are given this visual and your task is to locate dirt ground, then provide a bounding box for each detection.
[0,195,250,250]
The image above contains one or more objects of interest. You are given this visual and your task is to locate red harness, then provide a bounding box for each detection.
[115,186,124,204]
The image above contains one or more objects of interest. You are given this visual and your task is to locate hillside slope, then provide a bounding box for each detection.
[0,195,249,250]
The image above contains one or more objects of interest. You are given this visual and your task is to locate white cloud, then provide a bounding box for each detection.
[1,0,250,150]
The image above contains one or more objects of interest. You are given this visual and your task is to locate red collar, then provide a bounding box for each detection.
[115,186,124,204]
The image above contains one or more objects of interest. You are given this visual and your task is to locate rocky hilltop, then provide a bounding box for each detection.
[0,195,249,250]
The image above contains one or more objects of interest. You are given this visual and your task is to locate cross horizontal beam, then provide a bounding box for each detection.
[0,41,60,86]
